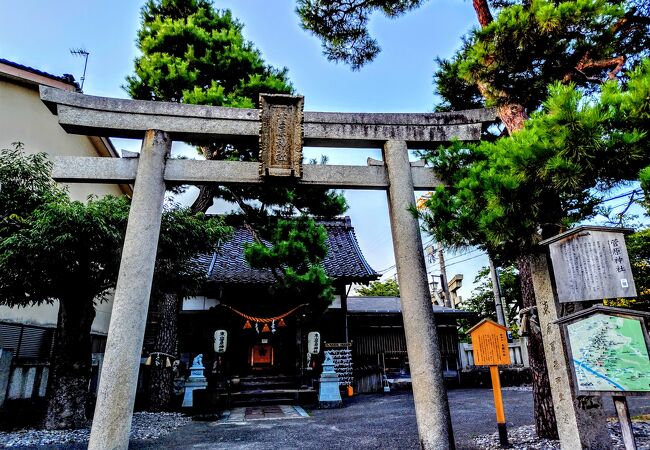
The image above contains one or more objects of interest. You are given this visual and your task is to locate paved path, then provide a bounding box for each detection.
[128,389,650,450]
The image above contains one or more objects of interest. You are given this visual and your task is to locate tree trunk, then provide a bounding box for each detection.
[45,297,95,430]
[518,256,559,440]
[472,0,494,27]
[148,292,180,411]
[469,0,559,437]
[190,185,217,214]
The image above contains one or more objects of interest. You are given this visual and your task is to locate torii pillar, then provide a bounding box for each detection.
[89,130,171,448]
[385,140,455,448]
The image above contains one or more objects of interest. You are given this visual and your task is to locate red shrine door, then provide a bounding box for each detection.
[250,343,274,369]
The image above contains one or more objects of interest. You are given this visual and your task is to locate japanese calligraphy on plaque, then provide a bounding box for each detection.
[468,320,511,366]
[543,226,637,303]
[259,93,304,178]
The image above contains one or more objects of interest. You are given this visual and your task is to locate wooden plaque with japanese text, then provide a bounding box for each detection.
[469,319,511,366]
[544,226,637,303]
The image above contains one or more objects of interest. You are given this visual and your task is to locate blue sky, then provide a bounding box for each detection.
[1,0,491,300]
[3,0,642,302]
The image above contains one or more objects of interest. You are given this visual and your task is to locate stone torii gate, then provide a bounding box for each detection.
[39,86,495,450]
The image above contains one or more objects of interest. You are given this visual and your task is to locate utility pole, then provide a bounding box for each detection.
[488,257,506,326]
[438,242,452,308]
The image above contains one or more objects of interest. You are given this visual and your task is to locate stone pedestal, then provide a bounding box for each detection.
[319,352,342,409]
[182,355,207,408]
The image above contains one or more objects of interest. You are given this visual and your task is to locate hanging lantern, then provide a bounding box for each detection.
[261,323,271,333]
[278,318,287,327]
[144,355,152,366]
[243,320,252,329]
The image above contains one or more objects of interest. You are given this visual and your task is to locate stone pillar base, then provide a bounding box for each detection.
[319,399,343,409]
[182,378,207,408]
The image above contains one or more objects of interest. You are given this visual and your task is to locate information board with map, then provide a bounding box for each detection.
[567,313,650,393]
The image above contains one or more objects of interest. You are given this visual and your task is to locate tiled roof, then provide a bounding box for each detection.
[0,58,79,89]
[347,296,475,317]
[196,217,378,284]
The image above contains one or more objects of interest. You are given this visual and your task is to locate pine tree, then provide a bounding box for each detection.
[128,0,348,410]
[297,0,649,438]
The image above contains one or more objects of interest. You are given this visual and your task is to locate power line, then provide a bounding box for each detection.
[445,252,486,268]
[444,248,482,262]
[597,189,642,204]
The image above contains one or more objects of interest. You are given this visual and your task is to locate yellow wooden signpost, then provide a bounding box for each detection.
[468,319,511,447]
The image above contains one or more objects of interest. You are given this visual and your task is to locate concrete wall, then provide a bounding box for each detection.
[0,349,12,407]
[0,298,114,335]
[0,78,123,334]
[6,365,49,401]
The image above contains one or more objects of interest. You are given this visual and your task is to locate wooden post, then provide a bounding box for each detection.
[469,320,511,447]
[613,396,637,450]
[489,365,509,447]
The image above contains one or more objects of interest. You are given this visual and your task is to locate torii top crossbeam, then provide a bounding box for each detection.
[39,86,495,450]
[40,86,494,191]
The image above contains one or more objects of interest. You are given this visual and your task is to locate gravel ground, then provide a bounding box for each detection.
[473,420,650,449]
[2,390,650,449]
[0,412,190,449]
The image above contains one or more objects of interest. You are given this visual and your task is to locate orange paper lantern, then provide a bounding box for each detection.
[243,320,252,329]
[278,318,287,327]
[261,323,271,333]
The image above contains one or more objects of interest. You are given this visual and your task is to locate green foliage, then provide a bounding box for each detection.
[0,143,65,237]
[356,278,400,297]
[128,0,349,310]
[433,40,485,113]
[296,0,427,70]
[244,216,334,311]
[623,229,650,307]
[155,205,231,295]
[456,0,649,110]
[457,265,521,338]
[127,0,293,105]
[418,60,650,263]
[0,147,231,307]
[0,195,129,307]
[641,166,650,210]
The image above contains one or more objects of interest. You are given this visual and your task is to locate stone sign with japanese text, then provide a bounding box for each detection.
[544,226,637,303]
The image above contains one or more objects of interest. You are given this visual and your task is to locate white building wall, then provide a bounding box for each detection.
[0,77,124,335]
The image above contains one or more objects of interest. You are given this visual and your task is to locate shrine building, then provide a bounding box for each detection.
[138,216,469,407]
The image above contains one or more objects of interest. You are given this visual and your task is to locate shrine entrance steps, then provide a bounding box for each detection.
[230,375,316,406]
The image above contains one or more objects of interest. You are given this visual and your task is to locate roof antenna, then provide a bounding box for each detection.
[69,48,89,91]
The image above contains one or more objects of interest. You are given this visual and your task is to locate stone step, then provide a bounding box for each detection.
[230,388,316,407]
